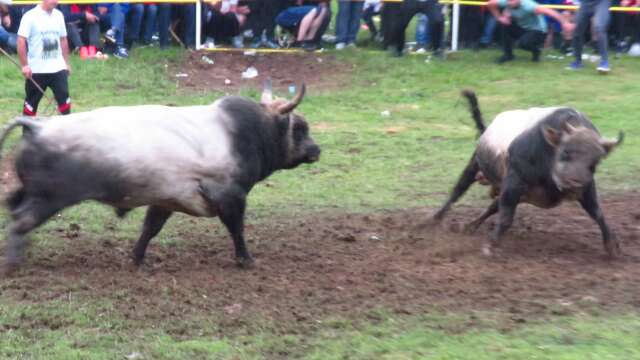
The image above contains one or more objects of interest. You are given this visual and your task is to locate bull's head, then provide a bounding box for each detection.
[543,122,623,192]
[261,79,321,169]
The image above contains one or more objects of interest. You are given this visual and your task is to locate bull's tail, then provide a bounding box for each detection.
[461,90,486,135]
[0,117,41,159]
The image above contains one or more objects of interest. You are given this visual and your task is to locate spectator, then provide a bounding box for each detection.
[125,2,144,49]
[613,0,640,56]
[362,0,382,41]
[487,0,574,63]
[204,0,250,48]
[275,1,328,51]
[479,8,498,48]
[17,0,71,116]
[380,1,401,50]
[390,0,445,58]
[0,0,17,52]
[247,0,283,48]
[567,0,611,72]
[172,3,196,48]
[335,0,364,50]
[101,3,130,58]
[138,3,171,48]
[415,13,430,52]
[59,4,101,58]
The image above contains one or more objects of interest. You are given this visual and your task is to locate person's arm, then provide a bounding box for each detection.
[60,36,71,75]
[535,5,574,33]
[535,5,567,24]
[17,36,31,78]
[487,0,511,25]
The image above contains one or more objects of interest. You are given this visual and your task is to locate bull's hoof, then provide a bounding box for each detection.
[481,243,494,257]
[417,216,442,231]
[2,261,19,277]
[235,257,255,269]
[463,222,480,235]
[131,254,145,267]
[604,241,622,260]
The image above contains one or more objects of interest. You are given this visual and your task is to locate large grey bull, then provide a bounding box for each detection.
[432,90,623,257]
[0,81,320,272]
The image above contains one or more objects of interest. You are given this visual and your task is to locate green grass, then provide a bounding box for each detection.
[1,44,640,358]
[3,299,640,359]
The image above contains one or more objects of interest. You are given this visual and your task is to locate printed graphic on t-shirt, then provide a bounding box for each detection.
[41,31,60,60]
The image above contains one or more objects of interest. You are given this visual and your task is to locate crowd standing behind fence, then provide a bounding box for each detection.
[1,0,640,64]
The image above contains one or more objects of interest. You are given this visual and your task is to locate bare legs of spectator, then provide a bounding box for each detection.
[296,5,327,51]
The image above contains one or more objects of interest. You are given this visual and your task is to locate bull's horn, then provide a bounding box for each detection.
[261,78,273,105]
[277,83,306,114]
[601,131,624,154]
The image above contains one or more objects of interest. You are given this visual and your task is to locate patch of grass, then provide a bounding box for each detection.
[304,312,640,360]
[2,298,640,359]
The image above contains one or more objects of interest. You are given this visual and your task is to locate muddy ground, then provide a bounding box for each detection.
[1,188,639,337]
[173,50,354,93]
[1,52,640,344]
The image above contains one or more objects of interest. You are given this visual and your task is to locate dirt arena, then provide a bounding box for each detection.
[2,188,638,336]
[1,52,639,340]
[173,50,354,93]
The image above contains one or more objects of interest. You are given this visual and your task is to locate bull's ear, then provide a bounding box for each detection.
[261,78,273,105]
[601,131,624,155]
[562,121,577,134]
[277,83,306,114]
[542,126,562,147]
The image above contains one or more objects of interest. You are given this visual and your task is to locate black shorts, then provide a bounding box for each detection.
[23,70,71,116]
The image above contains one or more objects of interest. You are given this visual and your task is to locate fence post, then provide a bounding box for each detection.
[452,0,460,51]
[195,0,202,49]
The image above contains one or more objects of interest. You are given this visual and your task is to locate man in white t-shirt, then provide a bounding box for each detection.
[17,0,71,116]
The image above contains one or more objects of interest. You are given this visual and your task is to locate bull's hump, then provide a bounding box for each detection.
[479,107,564,156]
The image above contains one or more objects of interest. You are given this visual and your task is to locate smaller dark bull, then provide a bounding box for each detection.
[432,90,623,257]
[0,81,320,272]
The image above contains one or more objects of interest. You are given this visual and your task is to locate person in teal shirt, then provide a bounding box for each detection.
[487,0,573,63]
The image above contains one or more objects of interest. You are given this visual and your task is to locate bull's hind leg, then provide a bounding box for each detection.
[132,206,173,265]
[579,182,621,258]
[431,154,480,222]
[4,191,72,272]
[464,198,499,234]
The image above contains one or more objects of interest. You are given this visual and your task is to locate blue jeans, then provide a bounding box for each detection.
[336,1,364,44]
[108,3,126,47]
[0,26,17,51]
[126,3,144,46]
[176,4,196,47]
[572,0,610,62]
[415,13,430,47]
[142,4,157,44]
[156,4,171,48]
[480,14,496,45]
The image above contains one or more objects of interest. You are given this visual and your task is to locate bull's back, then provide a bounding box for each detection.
[476,107,563,182]
[19,104,238,216]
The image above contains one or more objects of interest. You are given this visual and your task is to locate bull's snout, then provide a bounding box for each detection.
[305,145,321,163]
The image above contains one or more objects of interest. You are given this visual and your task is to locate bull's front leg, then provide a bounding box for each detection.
[200,181,253,268]
[579,181,621,258]
[485,172,525,256]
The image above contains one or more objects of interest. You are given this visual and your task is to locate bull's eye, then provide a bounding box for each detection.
[293,127,305,143]
[560,150,571,161]
[589,164,596,173]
